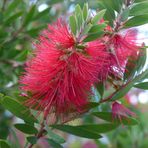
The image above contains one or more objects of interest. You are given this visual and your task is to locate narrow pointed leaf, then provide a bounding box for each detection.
[134,82,148,89]
[83,31,103,42]
[83,3,89,21]
[130,1,148,16]
[34,7,51,19]
[27,136,37,144]
[51,125,102,139]
[23,5,36,26]
[95,82,104,98]
[0,96,38,123]
[124,14,148,28]
[14,124,38,134]
[4,11,22,25]
[88,24,106,33]
[75,123,118,133]
[69,15,77,35]
[111,69,148,101]
[45,123,65,144]
[0,140,10,148]
[92,9,106,24]
[75,4,83,31]
[47,139,63,148]
[4,0,21,16]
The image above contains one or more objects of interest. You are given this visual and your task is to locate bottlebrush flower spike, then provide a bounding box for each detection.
[101,29,141,79]
[112,29,140,73]
[112,101,136,123]
[20,19,107,118]
[86,40,109,80]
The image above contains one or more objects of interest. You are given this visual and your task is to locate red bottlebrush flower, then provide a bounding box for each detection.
[112,101,136,123]
[100,29,141,79]
[86,40,109,80]
[20,19,107,118]
[42,19,75,49]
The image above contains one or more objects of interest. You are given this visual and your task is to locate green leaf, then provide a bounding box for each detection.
[23,5,36,27]
[45,123,65,144]
[111,69,148,101]
[83,3,89,21]
[51,125,102,139]
[48,0,64,5]
[130,1,148,16]
[136,48,147,74]
[134,82,148,89]
[0,96,38,123]
[4,11,22,26]
[27,136,37,144]
[83,31,103,42]
[111,0,123,12]
[26,25,45,37]
[98,1,115,26]
[92,9,106,24]
[121,8,130,22]
[75,123,118,133]
[75,4,83,31]
[69,15,77,35]
[4,0,21,17]
[47,139,63,148]
[124,48,147,80]
[14,124,38,134]
[34,7,51,19]
[92,112,138,125]
[0,140,10,148]
[95,82,104,98]
[88,24,106,33]
[123,57,137,81]
[83,23,92,34]
[85,102,99,110]
[135,0,148,2]
[15,50,28,61]
[98,0,123,12]
[124,14,148,28]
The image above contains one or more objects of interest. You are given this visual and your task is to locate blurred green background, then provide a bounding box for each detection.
[0,0,148,147]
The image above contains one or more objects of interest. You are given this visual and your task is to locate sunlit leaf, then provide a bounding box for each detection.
[83,3,89,21]
[124,14,148,28]
[69,15,77,35]
[130,1,148,16]
[92,9,106,24]
[83,31,103,42]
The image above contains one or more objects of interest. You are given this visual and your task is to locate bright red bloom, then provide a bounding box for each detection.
[100,29,140,79]
[20,20,107,117]
[112,101,136,123]
[86,40,109,80]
